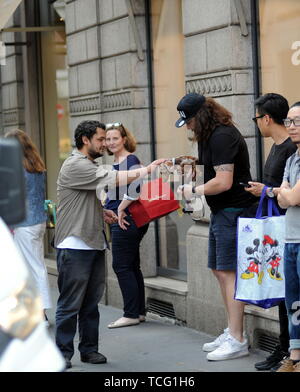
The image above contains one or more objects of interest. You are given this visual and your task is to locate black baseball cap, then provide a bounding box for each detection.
[175,93,206,127]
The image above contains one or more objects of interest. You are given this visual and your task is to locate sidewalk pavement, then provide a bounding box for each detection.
[46,284,267,373]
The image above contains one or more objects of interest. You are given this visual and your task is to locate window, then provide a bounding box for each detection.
[258,0,300,159]
[151,0,193,279]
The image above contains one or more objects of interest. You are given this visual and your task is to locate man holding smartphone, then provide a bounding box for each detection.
[245,93,296,371]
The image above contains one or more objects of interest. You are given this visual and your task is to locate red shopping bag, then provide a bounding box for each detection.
[128,178,180,227]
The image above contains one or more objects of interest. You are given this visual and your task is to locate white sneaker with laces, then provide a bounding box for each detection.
[206,333,249,361]
[202,328,229,352]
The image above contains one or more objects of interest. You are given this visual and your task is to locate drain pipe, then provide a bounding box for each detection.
[251,0,263,182]
[145,0,160,269]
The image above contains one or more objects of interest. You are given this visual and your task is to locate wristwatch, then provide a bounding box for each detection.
[266,187,275,198]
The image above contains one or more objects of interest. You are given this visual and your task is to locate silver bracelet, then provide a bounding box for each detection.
[123,194,139,201]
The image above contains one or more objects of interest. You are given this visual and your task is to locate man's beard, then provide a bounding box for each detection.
[88,148,103,160]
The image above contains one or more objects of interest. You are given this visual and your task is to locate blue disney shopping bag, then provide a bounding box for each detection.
[234,187,285,308]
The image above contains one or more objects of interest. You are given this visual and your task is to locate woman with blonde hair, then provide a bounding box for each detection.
[5,129,52,318]
[104,123,148,328]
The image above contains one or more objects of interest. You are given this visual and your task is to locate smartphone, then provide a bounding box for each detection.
[239,182,251,188]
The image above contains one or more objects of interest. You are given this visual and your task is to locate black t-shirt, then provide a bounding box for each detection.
[198,125,256,213]
[263,138,297,187]
[263,137,297,215]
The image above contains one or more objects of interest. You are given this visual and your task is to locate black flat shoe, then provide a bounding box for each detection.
[255,345,288,371]
[64,357,72,369]
[81,352,107,364]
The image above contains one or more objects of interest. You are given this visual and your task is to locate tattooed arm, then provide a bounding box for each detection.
[178,163,234,199]
[202,163,234,195]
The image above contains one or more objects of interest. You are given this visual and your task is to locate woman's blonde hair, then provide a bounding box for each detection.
[4,129,46,173]
[106,124,137,155]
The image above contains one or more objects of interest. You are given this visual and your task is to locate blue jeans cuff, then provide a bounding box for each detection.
[289,339,300,350]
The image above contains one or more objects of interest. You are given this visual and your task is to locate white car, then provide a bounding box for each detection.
[0,138,64,372]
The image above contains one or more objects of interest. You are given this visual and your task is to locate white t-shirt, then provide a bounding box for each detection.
[57,236,107,250]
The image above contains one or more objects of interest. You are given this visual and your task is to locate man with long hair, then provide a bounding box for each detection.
[176,93,256,361]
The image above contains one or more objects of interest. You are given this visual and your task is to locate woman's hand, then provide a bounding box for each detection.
[117,209,130,230]
[103,209,118,224]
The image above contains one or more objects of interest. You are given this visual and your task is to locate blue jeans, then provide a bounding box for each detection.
[110,216,148,318]
[55,249,105,359]
[284,243,300,351]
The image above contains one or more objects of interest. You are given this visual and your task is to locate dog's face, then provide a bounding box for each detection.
[160,155,199,181]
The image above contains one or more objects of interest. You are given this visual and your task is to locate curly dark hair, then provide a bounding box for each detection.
[74,120,106,149]
[191,97,234,142]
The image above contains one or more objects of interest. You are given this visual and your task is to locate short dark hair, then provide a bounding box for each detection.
[290,101,300,109]
[74,120,106,149]
[255,93,289,125]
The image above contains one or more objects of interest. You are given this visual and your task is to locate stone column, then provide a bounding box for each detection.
[182,0,256,334]
[0,8,25,134]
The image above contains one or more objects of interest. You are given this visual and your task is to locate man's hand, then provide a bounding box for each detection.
[245,181,265,197]
[177,184,193,200]
[103,209,118,224]
[146,158,167,174]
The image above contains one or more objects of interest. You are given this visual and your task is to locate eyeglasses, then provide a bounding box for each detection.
[252,114,265,124]
[105,122,123,130]
[283,117,300,127]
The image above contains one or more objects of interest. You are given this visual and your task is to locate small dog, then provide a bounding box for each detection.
[160,155,199,182]
[159,156,204,219]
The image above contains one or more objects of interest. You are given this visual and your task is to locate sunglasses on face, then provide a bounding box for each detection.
[252,114,265,124]
[105,122,123,130]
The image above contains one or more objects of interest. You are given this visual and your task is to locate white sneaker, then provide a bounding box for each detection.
[206,333,249,361]
[202,328,229,352]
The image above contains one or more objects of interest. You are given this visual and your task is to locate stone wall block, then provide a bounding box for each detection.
[182,0,231,36]
[67,27,99,65]
[100,18,131,58]
[206,26,252,73]
[65,1,76,34]
[186,222,227,334]
[77,60,100,95]
[67,32,87,65]
[68,66,79,97]
[187,296,227,335]
[98,0,127,23]
[75,0,97,30]
[0,57,16,84]
[101,58,117,91]
[184,35,207,76]
[216,94,256,138]
[244,136,258,181]
[139,223,157,277]
[86,27,100,59]
[114,53,148,89]
[101,108,151,144]
[135,142,152,165]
